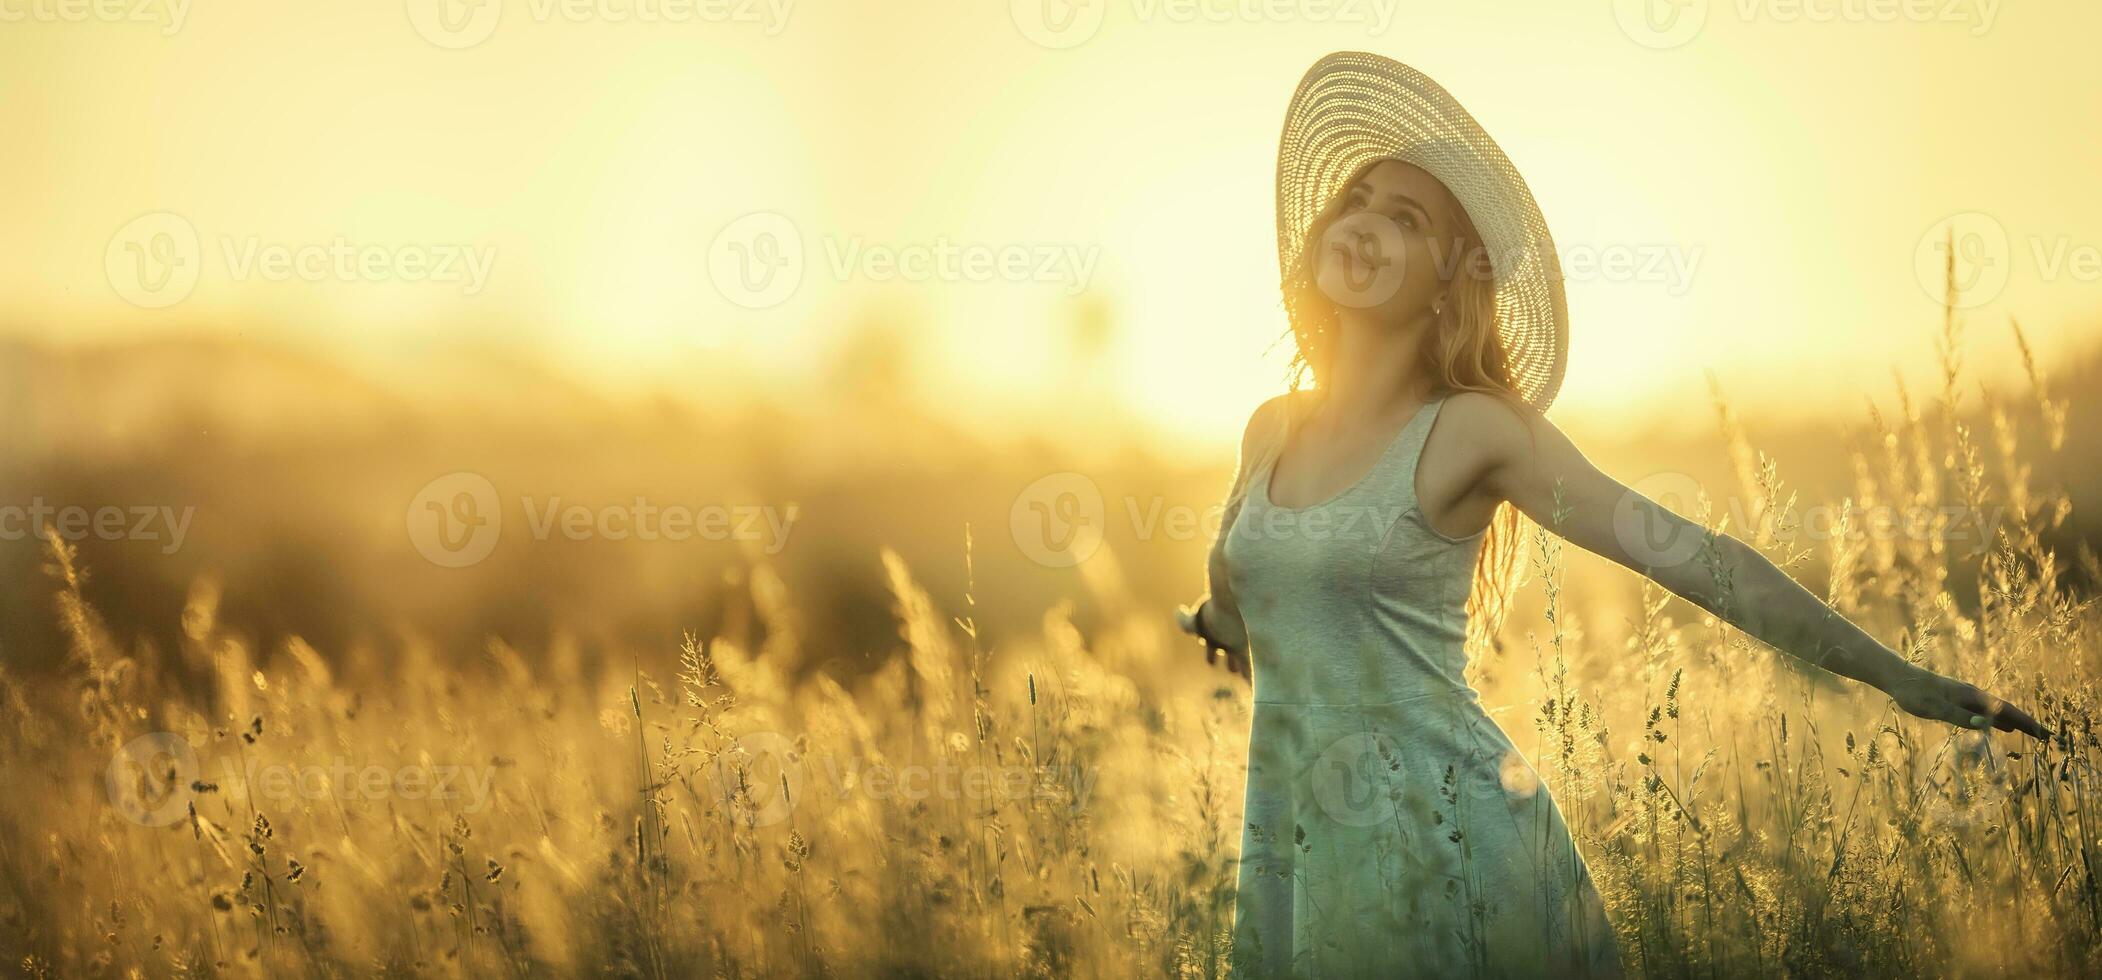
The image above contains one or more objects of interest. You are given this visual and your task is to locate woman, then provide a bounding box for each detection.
[1177,52,2048,978]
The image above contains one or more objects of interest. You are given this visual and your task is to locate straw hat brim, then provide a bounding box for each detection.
[1276,51,1567,411]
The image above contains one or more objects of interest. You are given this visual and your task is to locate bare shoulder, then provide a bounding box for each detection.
[1438,388,1545,463]
[1438,388,1599,496]
[1440,388,1602,511]
[1241,390,1309,454]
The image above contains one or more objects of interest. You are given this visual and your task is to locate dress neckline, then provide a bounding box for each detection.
[1259,394,1443,513]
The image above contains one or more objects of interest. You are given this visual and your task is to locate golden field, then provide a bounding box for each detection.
[11,5,2102,976]
[5,299,2102,978]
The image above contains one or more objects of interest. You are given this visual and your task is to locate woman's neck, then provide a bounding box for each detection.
[1316,308,1437,426]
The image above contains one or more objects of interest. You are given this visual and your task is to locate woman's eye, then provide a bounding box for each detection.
[1338,196,1420,232]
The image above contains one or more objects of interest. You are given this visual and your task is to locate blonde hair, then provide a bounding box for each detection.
[1270,159,1534,662]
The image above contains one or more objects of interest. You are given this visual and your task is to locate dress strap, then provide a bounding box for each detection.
[1370,393,1450,515]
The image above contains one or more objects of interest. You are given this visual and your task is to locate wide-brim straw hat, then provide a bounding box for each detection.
[1276,51,1567,411]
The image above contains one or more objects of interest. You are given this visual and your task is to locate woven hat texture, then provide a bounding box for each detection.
[1277,51,1567,410]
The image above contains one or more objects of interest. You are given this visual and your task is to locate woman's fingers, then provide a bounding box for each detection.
[1175,604,1248,681]
[1993,702,2049,739]
[1205,640,1240,680]
[1948,682,2051,740]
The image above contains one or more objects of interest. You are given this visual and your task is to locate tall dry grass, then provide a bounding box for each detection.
[5,289,2102,977]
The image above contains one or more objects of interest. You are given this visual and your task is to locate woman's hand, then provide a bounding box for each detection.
[1177,602,1250,684]
[1883,664,2050,740]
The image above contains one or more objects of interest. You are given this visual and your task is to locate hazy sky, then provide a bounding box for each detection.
[5,0,2099,448]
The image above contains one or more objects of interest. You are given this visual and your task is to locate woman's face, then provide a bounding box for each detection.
[1313,159,1467,323]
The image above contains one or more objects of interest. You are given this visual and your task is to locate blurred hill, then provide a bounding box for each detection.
[0,327,1226,680]
[5,324,2101,683]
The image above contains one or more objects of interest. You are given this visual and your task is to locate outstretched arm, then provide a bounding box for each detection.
[1451,391,2047,740]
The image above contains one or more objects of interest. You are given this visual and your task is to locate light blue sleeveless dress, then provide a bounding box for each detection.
[1220,391,1621,978]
